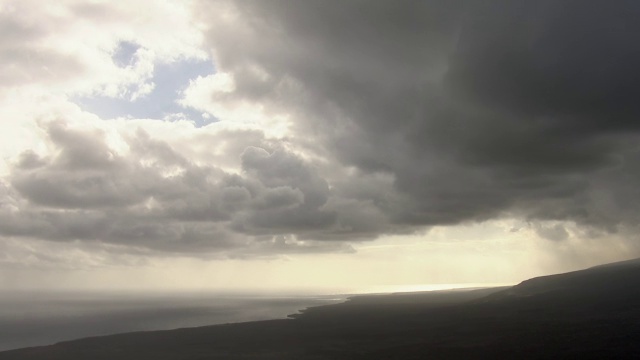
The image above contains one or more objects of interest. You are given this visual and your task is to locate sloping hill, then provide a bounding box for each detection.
[481,257,640,311]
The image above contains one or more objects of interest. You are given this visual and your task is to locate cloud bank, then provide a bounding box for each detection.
[2,0,640,258]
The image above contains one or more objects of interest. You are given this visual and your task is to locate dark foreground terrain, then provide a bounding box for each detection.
[2,259,640,359]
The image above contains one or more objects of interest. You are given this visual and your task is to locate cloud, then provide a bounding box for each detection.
[533,223,570,242]
[0,115,379,255]
[3,0,640,260]
[191,0,640,232]
[0,0,205,98]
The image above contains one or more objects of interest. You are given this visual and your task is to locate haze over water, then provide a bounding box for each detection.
[0,290,345,351]
[0,283,510,352]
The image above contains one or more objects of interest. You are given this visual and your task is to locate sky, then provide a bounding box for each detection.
[1,0,639,293]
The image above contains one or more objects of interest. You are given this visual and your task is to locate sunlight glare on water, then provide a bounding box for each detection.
[356,283,513,294]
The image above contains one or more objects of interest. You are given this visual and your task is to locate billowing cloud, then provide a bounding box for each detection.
[190,0,640,231]
[1,115,365,255]
[1,0,640,262]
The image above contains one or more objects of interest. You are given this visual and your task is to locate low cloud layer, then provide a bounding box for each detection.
[2,0,640,258]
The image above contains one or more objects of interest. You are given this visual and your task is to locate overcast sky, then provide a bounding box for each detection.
[1,0,639,293]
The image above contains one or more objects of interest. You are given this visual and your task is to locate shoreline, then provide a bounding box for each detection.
[0,286,499,354]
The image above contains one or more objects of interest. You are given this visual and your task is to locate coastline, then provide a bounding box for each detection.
[0,287,496,354]
[0,292,348,352]
[0,286,502,356]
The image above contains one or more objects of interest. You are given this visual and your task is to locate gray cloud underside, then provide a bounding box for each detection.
[4,0,640,254]
[3,121,360,254]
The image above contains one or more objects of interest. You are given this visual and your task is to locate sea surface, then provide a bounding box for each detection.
[0,291,346,351]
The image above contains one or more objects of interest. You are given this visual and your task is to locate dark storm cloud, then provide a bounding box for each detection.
[448,0,640,129]
[194,0,640,234]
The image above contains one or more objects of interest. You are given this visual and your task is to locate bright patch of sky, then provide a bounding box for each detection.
[74,41,216,126]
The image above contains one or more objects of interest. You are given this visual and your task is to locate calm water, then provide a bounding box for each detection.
[0,291,346,351]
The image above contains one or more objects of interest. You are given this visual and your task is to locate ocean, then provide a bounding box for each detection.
[0,291,346,351]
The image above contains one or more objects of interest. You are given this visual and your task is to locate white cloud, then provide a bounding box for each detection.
[179,71,294,138]
[0,0,206,98]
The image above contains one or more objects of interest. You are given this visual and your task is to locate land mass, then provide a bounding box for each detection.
[2,259,640,359]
